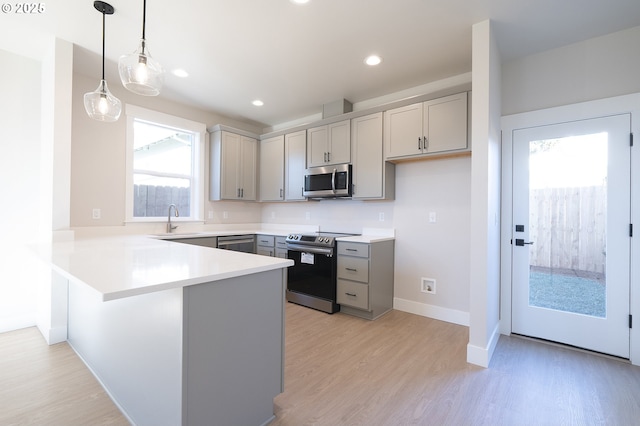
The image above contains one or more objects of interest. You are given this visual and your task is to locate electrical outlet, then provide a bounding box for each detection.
[421,277,436,294]
[208,211,213,219]
[271,211,276,219]
[92,208,101,220]
[305,212,310,220]
[429,211,436,223]
[379,212,385,221]
[223,211,228,219]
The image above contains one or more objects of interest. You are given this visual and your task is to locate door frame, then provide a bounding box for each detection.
[500,93,640,365]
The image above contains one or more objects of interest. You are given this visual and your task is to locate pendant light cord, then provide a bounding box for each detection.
[142,0,146,40]
[101,9,106,81]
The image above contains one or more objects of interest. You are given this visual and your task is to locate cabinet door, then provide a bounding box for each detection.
[327,120,351,165]
[259,136,284,201]
[384,102,423,159]
[285,130,306,201]
[220,132,242,199]
[306,125,328,167]
[352,113,383,199]
[240,136,257,200]
[423,92,468,153]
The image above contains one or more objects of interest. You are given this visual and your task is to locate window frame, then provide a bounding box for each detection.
[125,104,206,223]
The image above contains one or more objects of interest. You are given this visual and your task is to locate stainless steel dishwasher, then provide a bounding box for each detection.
[217,235,256,253]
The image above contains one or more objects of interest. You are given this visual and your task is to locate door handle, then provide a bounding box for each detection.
[515,239,534,246]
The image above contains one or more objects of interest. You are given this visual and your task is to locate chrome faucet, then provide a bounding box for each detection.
[167,204,179,233]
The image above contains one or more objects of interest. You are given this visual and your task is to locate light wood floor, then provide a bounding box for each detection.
[2,303,640,425]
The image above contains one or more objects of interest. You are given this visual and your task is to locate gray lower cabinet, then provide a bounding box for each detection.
[257,234,275,256]
[275,236,288,258]
[257,235,288,258]
[337,239,394,320]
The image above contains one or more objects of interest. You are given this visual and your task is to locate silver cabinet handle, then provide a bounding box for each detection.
[418,137,422,150]
[327,151,331,162]
[424,136,428,151]
[280,188,283,198]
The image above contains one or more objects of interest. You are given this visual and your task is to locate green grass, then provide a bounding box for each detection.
[529,270,606,317]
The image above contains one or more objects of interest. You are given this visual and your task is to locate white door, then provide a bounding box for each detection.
[512,114,631,358]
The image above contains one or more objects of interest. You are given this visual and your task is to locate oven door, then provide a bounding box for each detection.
[286,245,339,312]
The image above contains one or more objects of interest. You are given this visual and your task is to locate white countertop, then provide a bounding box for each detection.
[336,235,395,243]
[46,235,293,301]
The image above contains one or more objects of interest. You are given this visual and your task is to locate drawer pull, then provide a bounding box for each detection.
[345,292,357,297]
[346,248,358,252]
[345,268,357,272]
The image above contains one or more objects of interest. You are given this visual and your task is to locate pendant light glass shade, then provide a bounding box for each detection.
[84,1,121,122]
[118,38,164,96]
[118,0,164,96]
[84,79,122,122]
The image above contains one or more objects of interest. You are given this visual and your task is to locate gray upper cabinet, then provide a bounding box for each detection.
[284,130,307,201]
[259,135,285,201]
[384,92,468,160]
[210,129,257,201]
[351,112,395,200]
[307,119,351,167]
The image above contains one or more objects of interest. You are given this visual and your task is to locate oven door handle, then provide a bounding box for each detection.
[286,244,334,256]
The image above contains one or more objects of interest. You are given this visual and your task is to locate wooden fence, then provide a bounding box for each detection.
[529,186,606,274]
[133,184,190,218]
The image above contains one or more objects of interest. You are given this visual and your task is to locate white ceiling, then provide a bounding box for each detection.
[3,0,640,129]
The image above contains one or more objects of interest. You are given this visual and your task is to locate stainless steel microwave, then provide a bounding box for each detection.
[303,164,352,198]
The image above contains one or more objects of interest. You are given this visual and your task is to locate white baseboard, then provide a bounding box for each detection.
[466,322,501,368]
[37,324,67,345]
[393,297,470,326]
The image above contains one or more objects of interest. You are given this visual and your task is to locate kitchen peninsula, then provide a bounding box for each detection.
[47,234,293,426]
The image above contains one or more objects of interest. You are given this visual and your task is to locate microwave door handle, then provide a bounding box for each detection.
[331,168,337,194]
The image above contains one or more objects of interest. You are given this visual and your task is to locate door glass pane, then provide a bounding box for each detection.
[528,133,607,317]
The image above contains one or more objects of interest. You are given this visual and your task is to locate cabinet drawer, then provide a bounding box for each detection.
[257,247,274,257]
[337,256,369,283]
[256,235,275,247]
[337,242,369,258]
[337,279,369,310]
[275,236,287,249]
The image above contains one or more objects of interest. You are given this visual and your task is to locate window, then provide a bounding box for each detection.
[125,105,206,222]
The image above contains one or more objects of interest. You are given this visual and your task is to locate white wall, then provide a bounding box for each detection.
[0,49,42,332]
[502,25,640,115]
[262,156,472,321]
[71,69,263,228]
[467,20,502,367]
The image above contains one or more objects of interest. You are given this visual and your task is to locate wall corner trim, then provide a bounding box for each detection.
[466,322,501,367]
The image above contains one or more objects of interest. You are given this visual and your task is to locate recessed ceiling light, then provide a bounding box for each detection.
[290,0,310,4]
[364,55,382,66]
[252,100,264,107]
[172,69,189,78]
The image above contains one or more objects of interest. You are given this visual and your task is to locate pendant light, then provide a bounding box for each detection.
[84,1,122,122]
[118,0,164,96]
